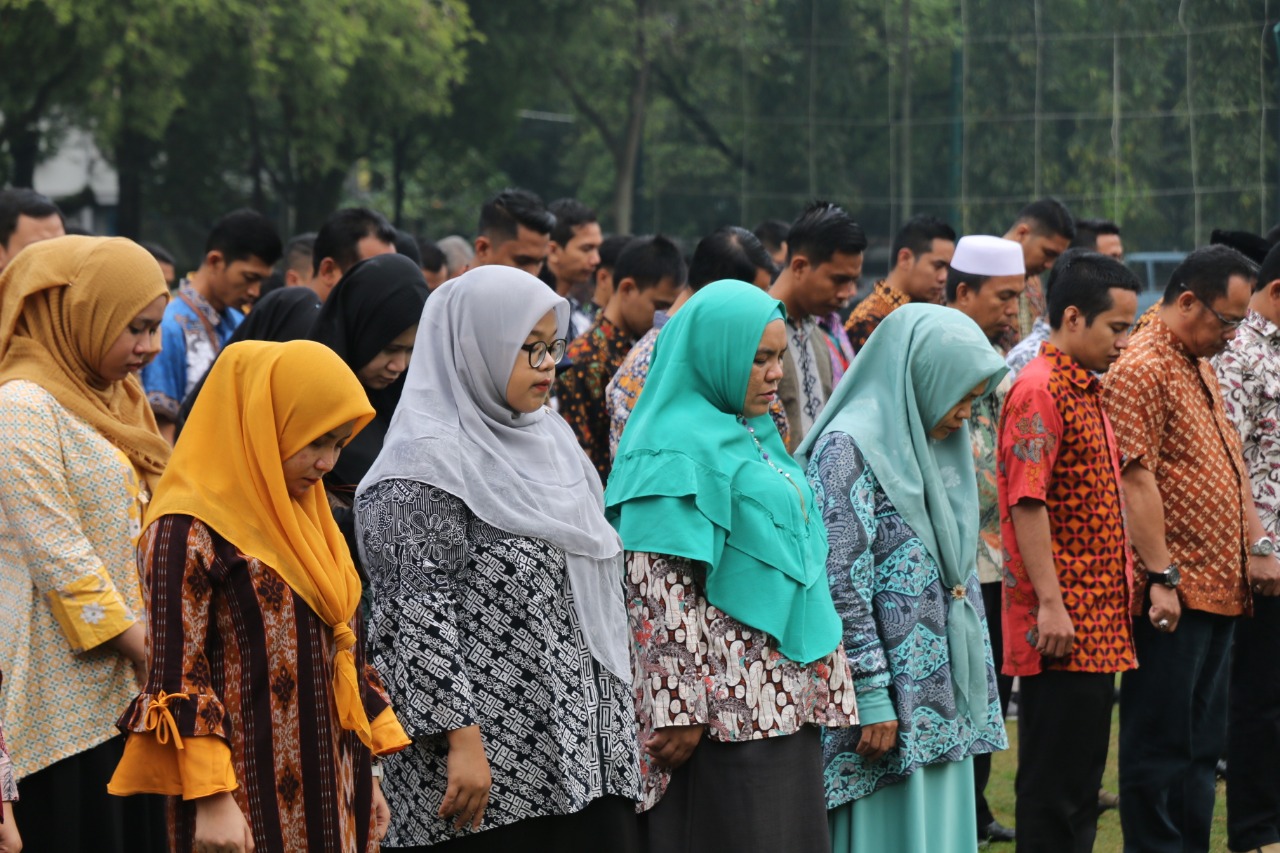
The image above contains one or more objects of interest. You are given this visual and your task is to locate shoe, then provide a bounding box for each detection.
[1098,788,1119,811]
[1217,759,1229,781]
[978,820,1016,843]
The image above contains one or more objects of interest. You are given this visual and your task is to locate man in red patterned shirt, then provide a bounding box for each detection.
[998,250,1140,853]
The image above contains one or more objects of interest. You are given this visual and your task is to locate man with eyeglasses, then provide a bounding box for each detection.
[1215,241,1280,853]
[1101,245,1280,852]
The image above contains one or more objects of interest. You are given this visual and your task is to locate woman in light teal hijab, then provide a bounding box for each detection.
[797,303,1010,853]
[606,279,855,853]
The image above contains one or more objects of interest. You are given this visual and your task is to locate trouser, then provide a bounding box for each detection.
[1227,595,1280,851]
[974,579,1015,828]
[1119,609,1234,853]
[1016,670,1116,853]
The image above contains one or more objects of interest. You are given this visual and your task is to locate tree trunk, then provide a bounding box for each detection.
[116,129,148,239]
[292,168,349,231]
[392,132,407,228]
[9,125,40,188]
[611,0,650,235]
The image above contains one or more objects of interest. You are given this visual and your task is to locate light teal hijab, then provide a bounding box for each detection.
[796,303,1008,726]
[605,280,842,664]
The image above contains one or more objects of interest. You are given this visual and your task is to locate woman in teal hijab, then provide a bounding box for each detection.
[796,303,1010,853]
[606,279,855,853]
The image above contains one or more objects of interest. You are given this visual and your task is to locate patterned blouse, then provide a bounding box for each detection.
[1102,316,1251,617]
[1216,310,1280,540]
[998,344,1135,677]
[357,480,640,847]
[119,516,393,853]
[844,281,909,352]
[0,380,146,778]
[808,432,1008,808]
[141,279,242,421]
[625,551,856,812]
[972,345,1011,585]
[559,315,636,484]
[0,671,15,803]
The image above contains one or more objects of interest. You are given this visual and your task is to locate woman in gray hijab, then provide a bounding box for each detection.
[354,266,640,851]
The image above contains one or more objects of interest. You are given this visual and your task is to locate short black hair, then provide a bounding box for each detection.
[478,188,555,241]
[786,201,867,266]
[312,207,395,275]
[614,234,688,291]
[1047,250,1142,329]
[394,229,422,267]
[945,269,990,303]
[889,215,957,265]
[548,199,598,247]
[417,237,446,274]
[688,226,774,290]
[204,208,282,267]
[1162,244,1259,304]
[284,232,316,275]
[1265,222,1280,246]
[753,219,791,254]
[139,242,175,267]
[598,234,632,272]
[0,188,63,247]
[1014,197,1076,242]
[1210,229,1271,265]
[1070,218,1121,250]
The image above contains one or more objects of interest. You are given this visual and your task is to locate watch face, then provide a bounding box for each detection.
[1259,539,1276,556]
[1167,565,1181,586]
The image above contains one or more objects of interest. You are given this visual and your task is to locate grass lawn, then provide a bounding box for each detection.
[984,711,1231,851]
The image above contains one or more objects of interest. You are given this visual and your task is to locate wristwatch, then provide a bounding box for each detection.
[1250,537,1275,557]
[1148,563,1181,588]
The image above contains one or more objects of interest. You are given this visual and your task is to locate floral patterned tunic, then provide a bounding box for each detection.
[356,480,641,847]
[808,432,1008,808]
[625,551,856,812]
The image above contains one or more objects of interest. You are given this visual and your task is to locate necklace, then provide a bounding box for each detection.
[738,416,808,523]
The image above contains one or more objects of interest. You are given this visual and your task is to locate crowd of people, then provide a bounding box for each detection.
[0,182,1277,853]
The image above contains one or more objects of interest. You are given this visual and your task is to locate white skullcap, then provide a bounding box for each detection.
[950,235,1026,277]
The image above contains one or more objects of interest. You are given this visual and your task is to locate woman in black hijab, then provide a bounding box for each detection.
[308,252,429,544]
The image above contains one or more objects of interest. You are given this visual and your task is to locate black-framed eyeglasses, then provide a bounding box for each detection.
[1178,282,1245,330]
[519,338,568,367]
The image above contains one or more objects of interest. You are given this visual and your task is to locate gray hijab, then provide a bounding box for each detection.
[357,265,631,681]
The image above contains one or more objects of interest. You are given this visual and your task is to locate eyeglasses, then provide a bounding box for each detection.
[1179,283,1245,330]
[519,338,568,367]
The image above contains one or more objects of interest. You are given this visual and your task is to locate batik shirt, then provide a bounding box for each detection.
[788,316,826,439]
[808,432,1007,807]
[606,314,789,460]
[141,279,242,421]
[357,481,640,846]
[817,311,856,384]
[559,315,635,484]
[1216,310,1280,539]
[1005,316,1050,382]
[844,281,909,352]
[1102,316,1250,616]
[625,551,855,812]
[973,343,1011,585]
[998,345,1135,677]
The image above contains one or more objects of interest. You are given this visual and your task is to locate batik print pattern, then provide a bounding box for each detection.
[1216,311,1280,540]
[808,432,1008,809]
[357,480,640,846]
[971,356,1011,584]
[1102,315,1250,616]
[558,315,636,484]
[625,550,856,811]
[998,345,1135,677]
[844,281,909,352]
[118,516,389,853]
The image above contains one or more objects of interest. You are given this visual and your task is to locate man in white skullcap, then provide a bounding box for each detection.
[946,235,1026,845]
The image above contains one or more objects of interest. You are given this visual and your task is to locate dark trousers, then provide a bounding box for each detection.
[1227,595,1280,851]
[11,736,165,853]
[387,795,639,853]
[975,580,1015,827]
[1119,609,1234,853]
[1015,670,1115,853]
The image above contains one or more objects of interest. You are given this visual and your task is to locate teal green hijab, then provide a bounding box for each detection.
[796,303,1008,727]
[605,279,842,664]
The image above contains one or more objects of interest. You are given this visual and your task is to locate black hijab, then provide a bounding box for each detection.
[177,286,323,430]
[309,253,429,491]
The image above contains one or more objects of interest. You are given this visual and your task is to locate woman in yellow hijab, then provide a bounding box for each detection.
[109,339,410,853]
[0,235,170,853]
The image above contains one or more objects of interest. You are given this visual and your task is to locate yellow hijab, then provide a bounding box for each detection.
[146,339,407,754]
[0,235,171,489]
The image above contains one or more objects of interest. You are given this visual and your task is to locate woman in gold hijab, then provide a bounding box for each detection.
[109,339,410,853]
[0,235,171,852]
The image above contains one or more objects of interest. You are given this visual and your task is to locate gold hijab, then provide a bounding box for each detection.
[0,236,171,489]
[146,339,407,754]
